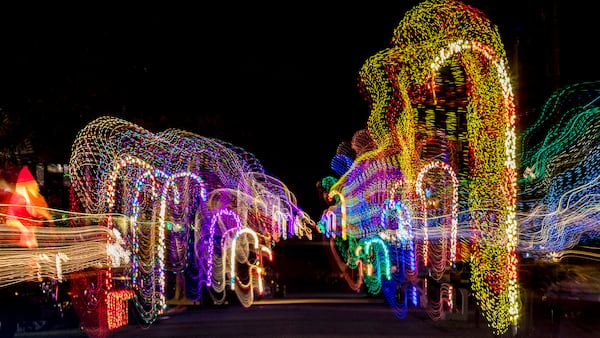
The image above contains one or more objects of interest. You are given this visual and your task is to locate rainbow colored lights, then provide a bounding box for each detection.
[1,1,599,337]
[518,80,600,255]
[318,0,520,334]
[64,116,314,334]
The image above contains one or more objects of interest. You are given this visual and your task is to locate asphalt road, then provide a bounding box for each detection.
[13,292,600,338]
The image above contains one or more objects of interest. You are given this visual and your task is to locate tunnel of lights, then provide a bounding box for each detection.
[317,1,600,336]
[318,0,520,334]
[66,116,314,334]
[0,115,314,337]
[2,1,600,338]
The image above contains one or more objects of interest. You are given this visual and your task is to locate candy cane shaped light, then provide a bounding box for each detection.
[328,190,347,240]
[356,0,519,333]
[415,159,459,267]
[229,228,259,290]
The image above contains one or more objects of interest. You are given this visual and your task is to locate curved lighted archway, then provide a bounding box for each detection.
[327,190,347,240]
[67,116,315,334]
[349,0,519,333]
[415,159,459,269]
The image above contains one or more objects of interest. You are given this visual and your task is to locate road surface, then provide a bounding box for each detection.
[13,292,600,338]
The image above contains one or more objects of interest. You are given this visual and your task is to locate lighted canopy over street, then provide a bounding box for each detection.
[66,116,315,335]
[1,115,315,338]
[1,1,599,338]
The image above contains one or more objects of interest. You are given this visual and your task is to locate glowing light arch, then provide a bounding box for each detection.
[66,115,314,334]
[323,210,337,238]
[208,208,242,288]
[323,0,520,334]
[379,199,416,278]
[229,227,259,291]
[415,159,459,269]
[327,190,347,240]
[104,154,210,323]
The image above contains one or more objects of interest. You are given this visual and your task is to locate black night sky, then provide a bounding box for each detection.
[0,0,597,223]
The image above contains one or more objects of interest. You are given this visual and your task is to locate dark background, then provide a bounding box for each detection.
[0,1,597,248]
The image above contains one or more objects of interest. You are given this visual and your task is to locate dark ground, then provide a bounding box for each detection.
[12,288,600,338]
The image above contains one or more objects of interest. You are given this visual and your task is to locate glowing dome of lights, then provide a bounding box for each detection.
[67,115,314,332]
[318,0,519,334]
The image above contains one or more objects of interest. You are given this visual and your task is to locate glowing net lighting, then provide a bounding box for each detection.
[380,199,416,273]
[518,81,600,257]
[415,159,459,272]
[229,228,259,290]
[319,0,519,334]
[65,116,314,330]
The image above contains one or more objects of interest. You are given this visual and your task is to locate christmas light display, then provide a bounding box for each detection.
[518,80,600,256]
[5,166,53,248]
[415,159,459,273]
[0,0,597,336]
[0,115,314,337]
[65,116,314,333]
[318,0,519,334]
[0,217,113,288]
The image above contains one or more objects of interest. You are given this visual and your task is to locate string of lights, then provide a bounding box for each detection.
[317,0,519,334]
[45,115,314,333]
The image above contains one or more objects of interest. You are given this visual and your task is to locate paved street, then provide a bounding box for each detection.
[13,292,600,338]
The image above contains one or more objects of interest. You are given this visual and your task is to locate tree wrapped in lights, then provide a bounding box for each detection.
[319,0,519,334]
[68,116,314,335]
